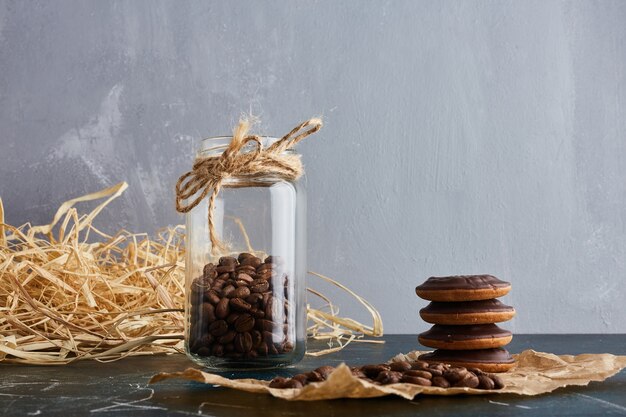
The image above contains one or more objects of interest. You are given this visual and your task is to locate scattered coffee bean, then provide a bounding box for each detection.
[432,375,451,388]
[401,375,432,386]
[404,370,432,379]
[265,360,505,390]
[314,366,335,379]
[389,361,412,372]
[376,370,403,384]
[477,374,495,390]
[361,364,390,379]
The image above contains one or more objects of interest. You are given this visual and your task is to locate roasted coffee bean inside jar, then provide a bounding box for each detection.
[268,360,505,390]
[189,254,294,360]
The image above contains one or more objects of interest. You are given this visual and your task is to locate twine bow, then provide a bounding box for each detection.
[175,118,323,253]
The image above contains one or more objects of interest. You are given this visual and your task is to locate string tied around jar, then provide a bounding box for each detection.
[175,117,323,254]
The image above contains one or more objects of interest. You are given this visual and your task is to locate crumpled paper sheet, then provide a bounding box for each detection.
[149,350,626,401]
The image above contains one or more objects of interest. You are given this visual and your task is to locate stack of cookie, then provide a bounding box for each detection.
[415,275,516,373]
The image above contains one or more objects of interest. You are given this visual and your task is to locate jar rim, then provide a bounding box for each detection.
[198,136,294,157]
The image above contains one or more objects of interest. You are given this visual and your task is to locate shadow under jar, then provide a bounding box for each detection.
[185,136,307,369]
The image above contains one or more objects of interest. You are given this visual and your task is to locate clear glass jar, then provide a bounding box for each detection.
[184,136,307,369]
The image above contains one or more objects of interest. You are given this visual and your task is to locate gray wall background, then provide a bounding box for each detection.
[1,0,625,334]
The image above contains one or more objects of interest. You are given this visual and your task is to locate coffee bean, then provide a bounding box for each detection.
[268,343,279,355]
[404,370,432,379]
[389,361,412,372]
[255,319,274,332]
[251,330,262,348]
[196,346,211,356]
[431,376,451,388]
[468,367,486,376]
[208,320,228,336]
[246,350,258,359]
[216,272,230,281]
[219,256,237,266]
[230,297,252,312]
[257,342,269,356]
[361,364,391,379]
[401,375,432,386]
[453,372,480,388]
[269,377,288,388]
[211,344,224,357]
[477,374,495,390]
[216,264,235,273]
[283,379,303,389]
[232,286,251,299]
[204,289,221,304]
[255,269,272,281]
[264,296,276,320]
[221,284,235,298]
[265,255,282,265]
[443,367,468,384]
[246,293,263,305]
[256,263,273,273]
[376,370,403,385]
[234,332,253,353]
[234,313,255,333]
[240,256,261,267]
[226,312,240,325]
[314,366,335,379]
[211,279,226,291]
[215,298,230,319]
[283,342,294,352]
[236,265,257,274]
[218,330,236,344]
[237,252,254,262]
[305,371,324,382]
[203,263,217,279]
[237,271,254,281]
[410,361,430,370]
[351,368,367,378]
[250,279,270,293]
[292,374,308,384]
[490,374,505,390]
[201,302,216,322]
[250,308,265,319]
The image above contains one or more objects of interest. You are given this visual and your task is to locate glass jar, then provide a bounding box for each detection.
[184,136,307,369]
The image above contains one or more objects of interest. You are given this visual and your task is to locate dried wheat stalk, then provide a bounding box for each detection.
[0,182,382,364]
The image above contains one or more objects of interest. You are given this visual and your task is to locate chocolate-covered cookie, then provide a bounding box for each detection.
[418,347,515,373]
[418,324,512,350]
[415,275,511,301]
[420,299,516,325]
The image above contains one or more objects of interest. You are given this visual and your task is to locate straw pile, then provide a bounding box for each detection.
[0,182,382,364]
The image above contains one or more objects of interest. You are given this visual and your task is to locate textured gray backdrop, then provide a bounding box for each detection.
[1,1,625,334]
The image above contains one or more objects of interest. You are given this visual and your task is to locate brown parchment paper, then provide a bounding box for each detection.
[149,350,626,401]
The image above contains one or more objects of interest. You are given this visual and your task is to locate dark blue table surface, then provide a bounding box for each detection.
[1,335,625,416]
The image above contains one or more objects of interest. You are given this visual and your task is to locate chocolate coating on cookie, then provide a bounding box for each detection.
[420,324,512,341]
[419,348,515,373]
[420,347,514,363]
[420,299,516,324]
[418,324,513,350]
[422,299,514,314]
[415,275,511,301]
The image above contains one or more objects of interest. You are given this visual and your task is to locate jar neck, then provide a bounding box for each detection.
[197,136,296,158]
